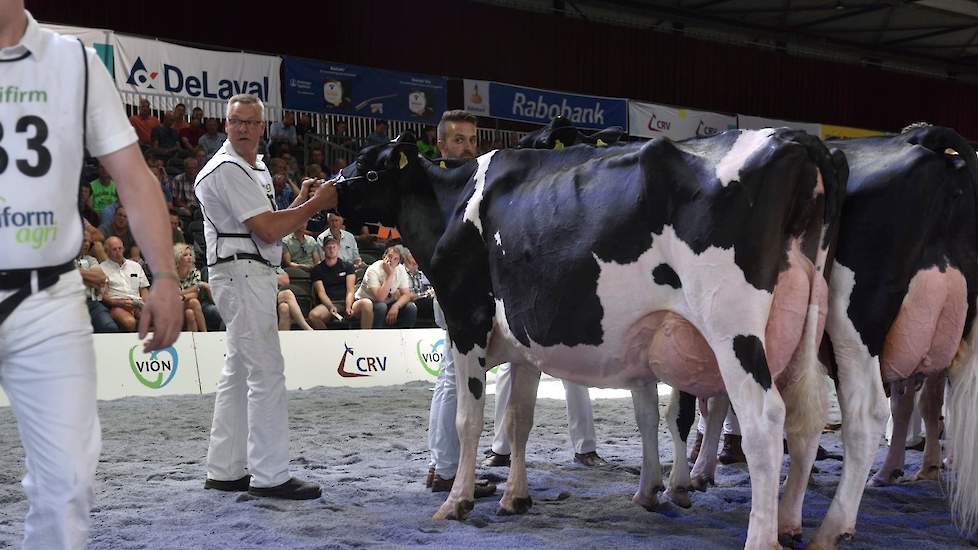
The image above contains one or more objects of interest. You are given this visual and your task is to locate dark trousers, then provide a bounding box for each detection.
[371,301,417,329]
[88,300,119,333]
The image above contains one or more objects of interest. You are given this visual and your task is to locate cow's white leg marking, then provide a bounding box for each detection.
[631,382,664,510]
[811,264,889,548]
[691,395,727,491]
[497,361,540,516]
[664,386,693,508]
[434,343,487,521]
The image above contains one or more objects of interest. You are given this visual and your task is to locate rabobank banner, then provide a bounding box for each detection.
[113,34,282,108]
[464,79,627,131]
[629,100,736,141]
[283,56,446,124]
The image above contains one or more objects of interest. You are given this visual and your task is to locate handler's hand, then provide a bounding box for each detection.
[309,178,338,211]
[138,277,183,352]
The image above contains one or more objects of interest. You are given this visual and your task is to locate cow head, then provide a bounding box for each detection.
[335,132,420,227]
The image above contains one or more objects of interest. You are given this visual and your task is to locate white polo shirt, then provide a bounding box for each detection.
[100,258,149,301]
[354,260,410,302]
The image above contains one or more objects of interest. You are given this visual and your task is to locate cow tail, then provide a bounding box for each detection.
[947,325,978,537]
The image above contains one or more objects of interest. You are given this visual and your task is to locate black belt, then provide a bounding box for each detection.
[0,261,76,326]
[212,253,273,267]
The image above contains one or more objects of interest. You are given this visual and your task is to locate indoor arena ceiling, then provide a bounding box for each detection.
[480,0,978,83]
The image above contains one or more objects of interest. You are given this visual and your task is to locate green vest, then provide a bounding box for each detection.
[89,178,118,212]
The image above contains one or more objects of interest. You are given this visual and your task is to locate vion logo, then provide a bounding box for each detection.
[124,56,269,100]
[336,343,388,378]
[416,338,445,377]
[128,345,178,389]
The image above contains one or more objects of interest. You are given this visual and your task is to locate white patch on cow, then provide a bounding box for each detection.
[494,230,505,255]
[463,150,498,236]
[715,128,776,187]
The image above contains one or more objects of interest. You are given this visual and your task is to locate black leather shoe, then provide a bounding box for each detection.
[204,475,251,492]
[482,450,511,467]
[248,477,322,500]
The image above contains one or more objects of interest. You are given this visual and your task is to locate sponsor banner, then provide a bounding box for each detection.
[820,124,889,139]
[283,56,446,124]
[113,34,281,109]
[39,23,114,76]
[628,100,736,140]
[97,333,200,400]
[465,79,628,131]
[737,114,821,136]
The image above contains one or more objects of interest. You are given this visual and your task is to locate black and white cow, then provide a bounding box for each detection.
[335,128,845,549]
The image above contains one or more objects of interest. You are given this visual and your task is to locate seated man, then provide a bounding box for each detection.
[100,236,150,331]
[402,248,434,323]
[282,228,321,272]
[76,235,118,333]
[308,239,356,329]
[350,246,416,329]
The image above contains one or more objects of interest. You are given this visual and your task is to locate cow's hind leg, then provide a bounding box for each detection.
[691,395,728,491]
[497,361,541,516]
[664,387,695,508]
[434,346,488,521]
[914,371,946,481]
[869,381,915,486]
[631,381,664,510]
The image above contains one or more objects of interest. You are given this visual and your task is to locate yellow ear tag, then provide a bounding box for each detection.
[439,160,447,169]
[399,151,409,170]
[596,138,607,147]
[554,139,565,150]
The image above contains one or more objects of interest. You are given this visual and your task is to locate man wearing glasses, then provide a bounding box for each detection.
[195,94,337,500]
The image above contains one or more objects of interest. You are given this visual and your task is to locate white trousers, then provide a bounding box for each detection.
[0,270,100,550]
[206,260,290,488]
[426,327,459,478]
[491,364,597,456]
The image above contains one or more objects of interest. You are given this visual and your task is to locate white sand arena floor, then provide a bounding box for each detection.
[0,380,971,549]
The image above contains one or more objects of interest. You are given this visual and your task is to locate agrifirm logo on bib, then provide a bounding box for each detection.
[416,337,446,377]
[0,196,57,250]
[125,56,270,100]
[128,345,179,389]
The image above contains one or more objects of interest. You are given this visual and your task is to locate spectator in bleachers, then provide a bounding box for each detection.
[170,211,186,244]
[272,173,300,211]
[89,162,119,221]
[174,243,207,332]
[330,120,356,151]
[197,118,227,159]
[129,97,160,147]
[96,205,136,256]
[365,120,389,147]
[327,158,348,179]
[308,238,356,329]
[275,267,313,330]
[295,113,313,141]
[172,103,190,130]
[171,156,199,213]
[149,161,174,209]
[316,212,361,268]
[417,126,438,159]
[150,112,184,160]
[307,148,326,173]
[100,236,150,332]
[351,245,417,329]
[275,143,301,177]
[303,163,324,180]
[76,235,118,333]
[282,228,321,272]
[269,112,298,150]
[402,248,434,323]
[83,219,107,262]
[78,182,100,227]
[180,107,206,150]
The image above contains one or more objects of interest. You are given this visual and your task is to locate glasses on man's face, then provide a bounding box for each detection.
[227,118,264,129]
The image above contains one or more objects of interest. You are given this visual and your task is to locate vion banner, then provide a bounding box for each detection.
[113,34,281,108]
[464,79,627,131]
[629,100,736,141]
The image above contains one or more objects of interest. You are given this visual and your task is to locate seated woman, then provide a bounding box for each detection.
[174,243,207,332]
[350,245,417,329]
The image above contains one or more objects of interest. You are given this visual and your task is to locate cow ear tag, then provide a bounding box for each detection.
[554,139,565,150]
[399,151,409,170]
[439,161,447,169]
[596,138,608,147]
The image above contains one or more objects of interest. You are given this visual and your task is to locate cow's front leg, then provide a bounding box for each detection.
[913,371,946,481]
[631,382,663,510]
[664,387,695,508]
[497,361,540,515]
[869,381,915,486]
[433,346,487,521]
[691,395,728,491]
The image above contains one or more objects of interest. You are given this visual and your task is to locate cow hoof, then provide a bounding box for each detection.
[913,465,940,481]
[632,492,659,511]
[778,531,803,548]
[665,486,692,509]
[497,496,533,516]
[433,499,474,521]
[867,470,902,487]
[691,475,715,492]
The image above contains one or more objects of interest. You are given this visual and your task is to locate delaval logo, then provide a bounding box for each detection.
[124,57,270,100]
[336,343,388,378]
[128,345,178,389]
[416,338,446,377]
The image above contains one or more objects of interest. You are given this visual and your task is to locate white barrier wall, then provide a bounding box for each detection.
[0,329,448,407]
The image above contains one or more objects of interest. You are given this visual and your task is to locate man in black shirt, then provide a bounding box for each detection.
[308,238,356,329]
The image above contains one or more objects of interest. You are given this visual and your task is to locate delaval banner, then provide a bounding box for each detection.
[283,56,446,124]
[737,114,821,136]
[628,100,736,140]
[464,79,628,131]
[113,34,282,108]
